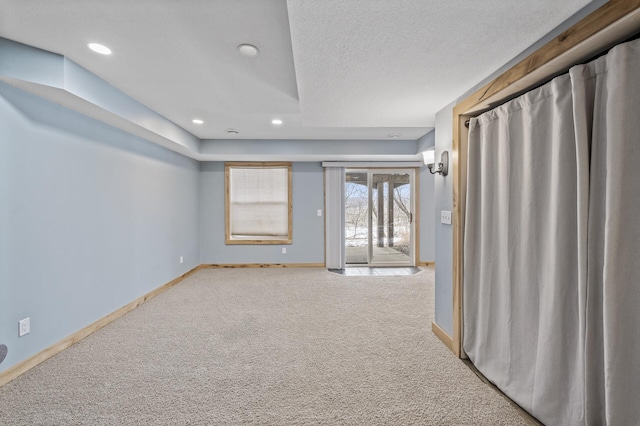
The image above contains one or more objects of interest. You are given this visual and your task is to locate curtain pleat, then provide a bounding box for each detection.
[464,38,640,425]
[325,167,346,269]
[578,40,640,425]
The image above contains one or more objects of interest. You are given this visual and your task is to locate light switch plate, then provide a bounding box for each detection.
[441,210,452,225]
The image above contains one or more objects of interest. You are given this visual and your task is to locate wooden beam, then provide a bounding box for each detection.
[455,0,640,117]
[372,174,410,184]
[388,183,395,247]
[348,173,410,185]
[452,115,469,358]
[377,182,385,247]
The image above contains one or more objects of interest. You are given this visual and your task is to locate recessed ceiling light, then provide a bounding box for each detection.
[271,119,283,125]
[237,44,260,58]
[88,43,112,55]
[192,119,204,124]
[388,133,401,138]
[226,128,239,134]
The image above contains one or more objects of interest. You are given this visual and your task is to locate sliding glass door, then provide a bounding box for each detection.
[345,169,414,266]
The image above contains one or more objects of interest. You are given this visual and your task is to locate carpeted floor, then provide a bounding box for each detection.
[0,267,532,425]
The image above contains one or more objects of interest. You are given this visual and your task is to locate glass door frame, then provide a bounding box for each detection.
[345,168,416,267]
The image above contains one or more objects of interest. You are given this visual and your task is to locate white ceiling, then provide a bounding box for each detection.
[0,0,593,141]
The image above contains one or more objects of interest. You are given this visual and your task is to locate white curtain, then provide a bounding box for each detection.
[325,167,345,269]
[464,38,640,425]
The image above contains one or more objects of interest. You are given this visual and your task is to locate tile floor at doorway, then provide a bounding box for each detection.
[328,267,422,276]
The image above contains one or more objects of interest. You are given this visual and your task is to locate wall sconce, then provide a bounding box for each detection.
[423,150,449,176]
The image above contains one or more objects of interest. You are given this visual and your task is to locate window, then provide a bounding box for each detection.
[225,162,292,245]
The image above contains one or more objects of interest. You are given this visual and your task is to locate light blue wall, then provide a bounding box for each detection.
[418,131,435,263]
[0,38,64,87]
[0,83,201,373]
[0,38,201,158]
[199,138,421,162]
[433,104,454,335]
[199,162,325,264]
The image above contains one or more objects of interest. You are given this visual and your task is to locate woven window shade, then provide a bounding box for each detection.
[229,167,289,237]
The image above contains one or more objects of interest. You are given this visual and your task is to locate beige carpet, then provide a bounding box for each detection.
[0,267,531,425]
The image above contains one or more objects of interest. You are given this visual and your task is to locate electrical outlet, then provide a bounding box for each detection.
[282,247,287,254]
[19,318,30,337]
[179,256,184,264]
[441,210,452,225]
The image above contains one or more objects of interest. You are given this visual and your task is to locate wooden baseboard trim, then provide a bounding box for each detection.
[417,261,435,267]
[432,321,454,351]
[201,263,326,269]
[0,265,202,388]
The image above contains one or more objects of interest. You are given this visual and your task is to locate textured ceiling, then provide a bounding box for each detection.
[0,0,594,140]
[287,0,594,127]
